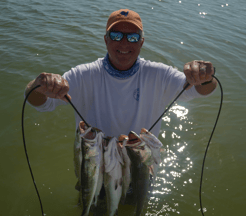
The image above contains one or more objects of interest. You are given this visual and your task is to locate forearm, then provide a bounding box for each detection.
[25,80,48,106]
[195,77,217,95]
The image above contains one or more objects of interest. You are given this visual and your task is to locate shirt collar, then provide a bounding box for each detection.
[103,53,140,79]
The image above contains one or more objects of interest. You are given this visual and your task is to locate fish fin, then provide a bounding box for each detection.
[148,165,154,176]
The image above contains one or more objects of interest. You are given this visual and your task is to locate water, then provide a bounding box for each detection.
[0,0,245,215]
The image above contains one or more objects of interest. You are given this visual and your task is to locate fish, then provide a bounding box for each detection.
[118,135,131,204]
[79,121,104,216]
[73,125,83,191]
[74,121,93,191]
[125,131,153,216]
[92,138,105,208]
[140,128,163,180]
[104,137,124,216]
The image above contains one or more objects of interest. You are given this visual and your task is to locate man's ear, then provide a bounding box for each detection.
[104,35,108,46]
[140,37,145,47]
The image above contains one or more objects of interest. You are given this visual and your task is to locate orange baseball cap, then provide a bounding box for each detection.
[106,9,143,31]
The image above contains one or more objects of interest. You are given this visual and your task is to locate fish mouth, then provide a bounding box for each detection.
[118,135,128,147]
[140,128,149,134]
[79,121,96,139]
[117,132,141,145]
[127,131,141,144]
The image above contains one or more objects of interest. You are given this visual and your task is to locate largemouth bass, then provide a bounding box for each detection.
[126,131,153,216]
[104,137,124,216]
[80,121,104,216]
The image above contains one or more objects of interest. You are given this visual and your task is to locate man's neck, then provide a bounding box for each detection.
[103,53,140,79]
[108,57,137,72]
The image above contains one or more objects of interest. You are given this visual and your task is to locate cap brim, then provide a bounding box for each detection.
[106,20,143,31]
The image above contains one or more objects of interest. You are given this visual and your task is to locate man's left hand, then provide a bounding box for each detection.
[183,60,215,90]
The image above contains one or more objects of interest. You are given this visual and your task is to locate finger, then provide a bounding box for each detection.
[205,65,213,81]
[195,60,205,65]
[205,63,214,81]
[199,61,214,81]
[53,76,63,95]
[190,61,200,85]
[45,74,55,94]
[34,73,48,93]
[195,60,205,64]
[57,79,70,100]
[197,60,212,68]
[184,63,195,85]
[61,93,72,102]
[199,63,206,81]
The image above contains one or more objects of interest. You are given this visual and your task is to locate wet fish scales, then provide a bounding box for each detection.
[79,122,104,216]
[118,135,131,204]
[92,139,106,208]
[74,127,83,191]
[80,137,101,216]
[104,137,123,216]
[140,128,163,180]
[104,163,122,216]
[126,131,152,216]
[126,146,150,216]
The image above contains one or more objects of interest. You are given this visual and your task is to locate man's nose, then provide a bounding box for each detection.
[120,35,128,45]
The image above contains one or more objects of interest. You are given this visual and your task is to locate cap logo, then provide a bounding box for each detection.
[120,11,129,16]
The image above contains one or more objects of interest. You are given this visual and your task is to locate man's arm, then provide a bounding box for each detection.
[25,72,70,107]
[183,60,217,95]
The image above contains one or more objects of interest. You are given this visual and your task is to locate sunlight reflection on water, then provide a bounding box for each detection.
[146,105,194,215]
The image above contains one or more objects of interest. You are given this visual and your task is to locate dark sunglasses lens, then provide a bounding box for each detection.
[110,32,123,41]
[127,33,140,42]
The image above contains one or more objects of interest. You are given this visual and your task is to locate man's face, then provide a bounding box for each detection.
[104,22,144,71]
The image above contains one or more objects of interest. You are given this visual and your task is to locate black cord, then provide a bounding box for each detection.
[199,75,223,215]
[64,95,90,128]
[149,67,216,132]
[21,86,90,216]
[21,85,44,216]
[22,75,223,216]
[148,82,190,131]
[147,74,223,215]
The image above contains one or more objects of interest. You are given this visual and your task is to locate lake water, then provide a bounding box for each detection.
[0,0,245,215]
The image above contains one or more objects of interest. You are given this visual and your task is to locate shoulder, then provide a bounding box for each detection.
[139,57,180,77]
[63,57,104,79]
[73,57,104,73]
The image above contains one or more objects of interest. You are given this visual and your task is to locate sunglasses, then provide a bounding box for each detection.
[109,31,141,43]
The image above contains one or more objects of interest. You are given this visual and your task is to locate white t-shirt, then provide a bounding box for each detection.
[32,56,214,137]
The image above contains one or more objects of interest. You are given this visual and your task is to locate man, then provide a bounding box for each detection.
[25,9,217,138]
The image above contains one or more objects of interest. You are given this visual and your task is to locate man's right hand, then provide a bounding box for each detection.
[26,73,71,106]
